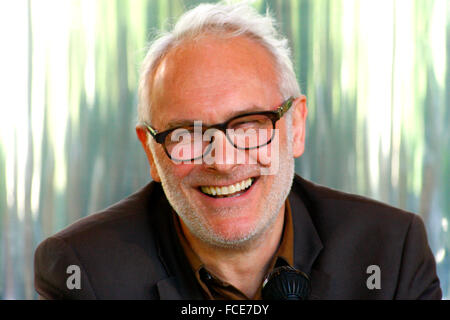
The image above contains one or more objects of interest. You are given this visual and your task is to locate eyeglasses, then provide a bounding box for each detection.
[142,97,294,162]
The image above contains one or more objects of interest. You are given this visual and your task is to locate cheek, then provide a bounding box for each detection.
[153,147,197,180]
[167,162,196,180]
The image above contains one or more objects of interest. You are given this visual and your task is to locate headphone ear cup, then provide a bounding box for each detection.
[262,266,310,300]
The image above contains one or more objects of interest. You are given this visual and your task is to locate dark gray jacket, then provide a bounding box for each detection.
[34,175,442,299]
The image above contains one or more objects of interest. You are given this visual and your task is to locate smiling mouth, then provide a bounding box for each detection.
[199,178,256,198]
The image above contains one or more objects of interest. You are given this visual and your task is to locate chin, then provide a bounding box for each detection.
[204,216,262,247]
[205,232,256,249]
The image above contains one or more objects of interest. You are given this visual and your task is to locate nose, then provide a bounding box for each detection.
[203,130,240,172]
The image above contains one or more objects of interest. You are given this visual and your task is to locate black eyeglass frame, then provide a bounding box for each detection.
[141,97,294,161]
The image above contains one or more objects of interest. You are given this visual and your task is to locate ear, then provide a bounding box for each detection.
[136,126,161,182]
[291,95,308,158]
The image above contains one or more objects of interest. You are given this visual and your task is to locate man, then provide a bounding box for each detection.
[34,3,441,299]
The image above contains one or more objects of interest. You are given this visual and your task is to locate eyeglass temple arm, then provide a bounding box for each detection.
[277,97,294,118]
[142,122,158,137]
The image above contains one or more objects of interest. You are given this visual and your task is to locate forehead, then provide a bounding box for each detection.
[150,34,281,128]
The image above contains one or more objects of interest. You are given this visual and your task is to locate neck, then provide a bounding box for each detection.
[180,204,286,298]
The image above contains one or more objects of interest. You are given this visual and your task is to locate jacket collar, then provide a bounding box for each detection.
[154,174,329,299]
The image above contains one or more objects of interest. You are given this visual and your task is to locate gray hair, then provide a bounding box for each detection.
[137,1,301,124]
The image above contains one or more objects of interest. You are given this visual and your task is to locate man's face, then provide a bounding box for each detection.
[138,35,307,248]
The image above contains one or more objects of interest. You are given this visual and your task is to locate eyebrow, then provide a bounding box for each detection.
[164,104,271,130]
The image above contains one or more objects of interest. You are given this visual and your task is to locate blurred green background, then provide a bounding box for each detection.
[0,0,448,300]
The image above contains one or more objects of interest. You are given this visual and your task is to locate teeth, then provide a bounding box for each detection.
[200,178,254,197]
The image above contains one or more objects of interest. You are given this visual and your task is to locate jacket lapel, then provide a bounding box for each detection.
[156,277,184,300]
[289,175,331,299]
[151,184,204,300]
